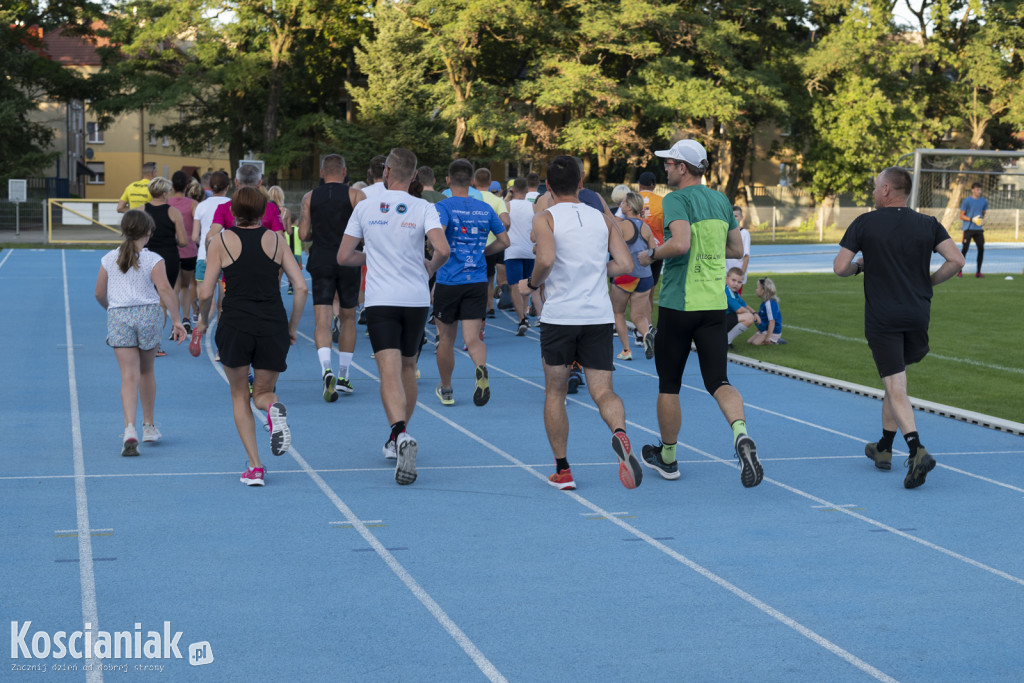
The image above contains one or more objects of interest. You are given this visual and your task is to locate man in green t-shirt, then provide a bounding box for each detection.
[116,162,157,213]
[636,139,762,488]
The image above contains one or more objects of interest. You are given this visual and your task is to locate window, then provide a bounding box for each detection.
[86,122,104,143]
[162,135,170,147]
[86,162,105,185]
[505,161,531,180]
[148,124,156,146]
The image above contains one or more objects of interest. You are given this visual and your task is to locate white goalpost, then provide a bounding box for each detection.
[903,148,1024,240]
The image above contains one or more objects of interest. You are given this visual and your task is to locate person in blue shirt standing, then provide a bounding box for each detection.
[433,159,509,407]
[958,182,988,278]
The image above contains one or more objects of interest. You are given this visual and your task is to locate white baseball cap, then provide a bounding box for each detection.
[654,139,708,171]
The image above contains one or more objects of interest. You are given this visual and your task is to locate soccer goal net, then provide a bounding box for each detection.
[904,149,1024,240]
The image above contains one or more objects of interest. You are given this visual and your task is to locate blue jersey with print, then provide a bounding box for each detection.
[435,196,505,284]
[756,299,782,334]
[725,286,747,313]
[960,196,988,230]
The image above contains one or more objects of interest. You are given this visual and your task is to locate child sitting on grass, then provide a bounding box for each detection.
[725,267,759,344]
[748,277,783,346]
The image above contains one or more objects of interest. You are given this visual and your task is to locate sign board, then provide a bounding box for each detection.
[237,160,265,177]
[8,179,27,203]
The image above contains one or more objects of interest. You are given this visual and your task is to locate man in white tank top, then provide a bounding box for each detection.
[516,156,644,492]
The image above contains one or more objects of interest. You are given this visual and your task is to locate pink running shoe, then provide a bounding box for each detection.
[189,328,204,357]
[240,467,265,486]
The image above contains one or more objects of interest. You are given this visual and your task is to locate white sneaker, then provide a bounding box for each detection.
[142,423,161,443]
[395,432,418,485]
[268,403,290,455]
[122,424,139,457]
[382,438,397,460]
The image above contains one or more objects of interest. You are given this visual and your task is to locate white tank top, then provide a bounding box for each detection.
[540,202,614,325]
[505,198,535,260]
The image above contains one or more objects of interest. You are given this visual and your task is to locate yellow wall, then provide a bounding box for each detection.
[84,110,230,200]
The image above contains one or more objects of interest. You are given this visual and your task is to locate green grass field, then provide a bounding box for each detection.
[721,273,1023,424]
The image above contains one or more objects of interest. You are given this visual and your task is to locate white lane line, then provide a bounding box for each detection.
[210,328,507,683]
[0,248,14,270]
[62,250,104,683]
[342,339,897,682]
[484,341,1024,587]
[409,397,899,683]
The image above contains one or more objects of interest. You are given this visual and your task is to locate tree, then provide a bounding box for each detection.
[801,1,939,211]
[0,1,101,179]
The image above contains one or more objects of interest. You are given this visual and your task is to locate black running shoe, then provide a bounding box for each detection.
[473,365,490,406]
[516,318,528,336]
[735,434,763,488]
[904,447,936,489]
[641,442,680,480]
[567,369,582,395]
[331,316,340,344]
[865,442,892,470]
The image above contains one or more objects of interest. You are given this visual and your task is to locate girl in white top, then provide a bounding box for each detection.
[95,210,186,456]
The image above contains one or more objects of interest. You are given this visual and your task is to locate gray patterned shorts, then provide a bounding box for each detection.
[107,304,162,350]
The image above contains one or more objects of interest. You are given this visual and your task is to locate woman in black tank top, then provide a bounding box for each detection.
[143,177,187,353]
[194,187,308,487]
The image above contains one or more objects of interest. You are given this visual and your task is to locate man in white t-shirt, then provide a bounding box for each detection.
[516,155,642,492]
[725,205,752,292]
[192,170,232,318]
[338,148,450,486]
[525,172,541,203]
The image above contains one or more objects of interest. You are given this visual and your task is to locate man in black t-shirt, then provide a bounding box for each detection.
[834,167,964,489]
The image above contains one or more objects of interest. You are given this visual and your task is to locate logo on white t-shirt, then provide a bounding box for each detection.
[380,202,390,213]
[397,203,408,214]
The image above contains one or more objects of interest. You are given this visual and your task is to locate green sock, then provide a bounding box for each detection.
[661,442,677,464]
[731,419,747,443]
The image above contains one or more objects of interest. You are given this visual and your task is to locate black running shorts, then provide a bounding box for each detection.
[866,328,929,378]
[366,306,429,356]
[309,265,361,308]
[215,320,289,372]
[433,282,488,324]
[654,307,731,395]
[539,322,614,371]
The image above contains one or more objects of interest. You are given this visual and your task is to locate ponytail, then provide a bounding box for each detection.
[116,210,155,273]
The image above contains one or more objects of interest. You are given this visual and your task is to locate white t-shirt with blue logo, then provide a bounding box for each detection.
[345,190,443,307]
[434,196,505,285]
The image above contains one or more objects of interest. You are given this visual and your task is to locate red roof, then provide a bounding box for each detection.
[38,23,108,67]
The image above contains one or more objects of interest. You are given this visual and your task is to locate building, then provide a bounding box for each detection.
[32,25,231,200]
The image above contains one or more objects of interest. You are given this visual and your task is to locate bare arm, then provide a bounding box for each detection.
[167,206,187,247]
[725,228,743,259]
[833,246,862,277]
[425,227,451,277]
[337,233,365,267]
[297,191,312,242]
[95,266,109,309]
[639,218,691,266]
[116,200,129,214]
[606,218,633,278]
[275,233,307,344]
[196,238,224,333]
[152,259,186,342]
[932,238,966,285]
[483,230,510,256]
[519,212,555,295]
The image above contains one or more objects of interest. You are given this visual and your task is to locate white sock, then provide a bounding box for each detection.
[337,351,353,379]
[318,347,332,374]
[727,323,748,344]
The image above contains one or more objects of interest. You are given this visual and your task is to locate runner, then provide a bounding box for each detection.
[517,155,642,491]
[298,154,365,401]
[338,148,450,485]
[195,187,307,487]
[637,139,762,487]
[433,159,509,406]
